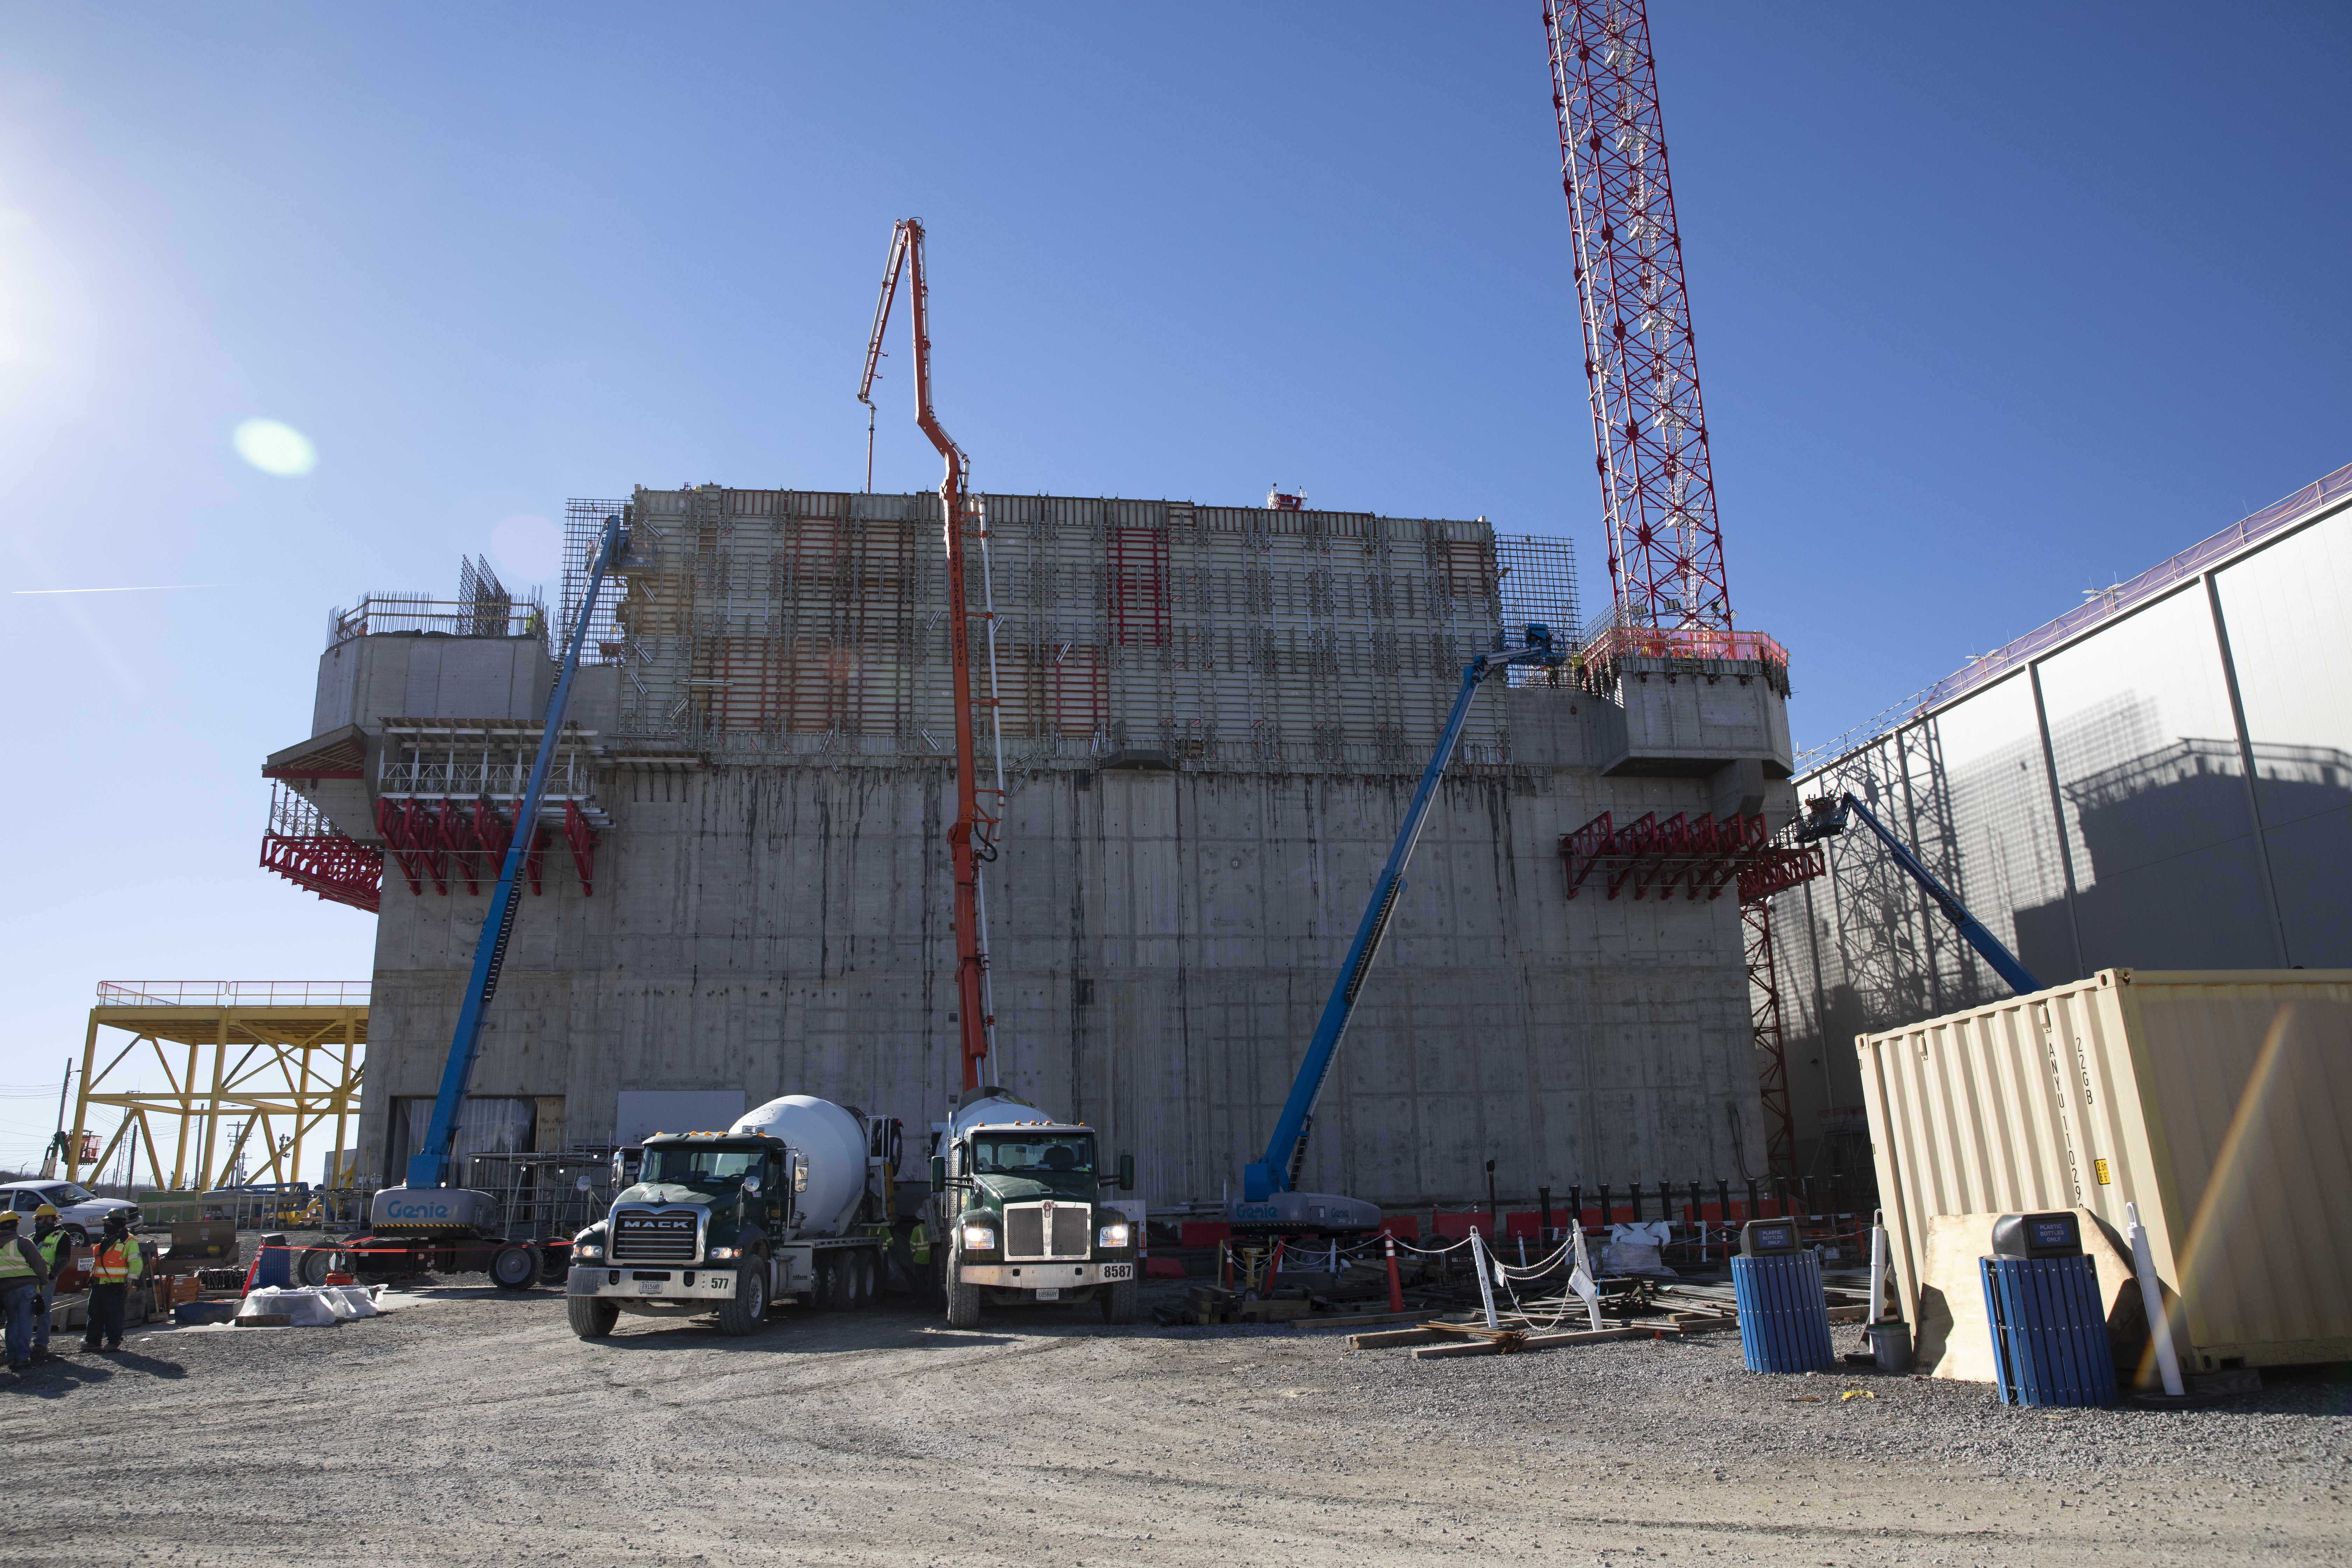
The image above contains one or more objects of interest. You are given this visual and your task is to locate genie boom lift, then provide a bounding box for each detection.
[1228,625,1566,1235]
[1797,792,2042,996]
[346,511,631,1292]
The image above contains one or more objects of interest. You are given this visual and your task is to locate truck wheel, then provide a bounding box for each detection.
[853,1250,876,1308]
[568,1296,619,1338]
[715,1259,769,1337]
[296,1247,335,1288]
[1102,1277,1139,1326]
[490,1244,541,1292]
[825,1252,855,1312]
[944,1243,982,1329]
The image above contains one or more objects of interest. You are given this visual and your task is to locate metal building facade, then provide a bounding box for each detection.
[1776,463,2352,1173]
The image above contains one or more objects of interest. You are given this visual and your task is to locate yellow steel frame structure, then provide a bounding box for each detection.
[66,983,366,1191]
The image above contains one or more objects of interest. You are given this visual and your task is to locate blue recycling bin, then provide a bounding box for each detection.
[1731,1250,1838,1373]
[1980,1254,2119,1408]
[251,1231,292,1289]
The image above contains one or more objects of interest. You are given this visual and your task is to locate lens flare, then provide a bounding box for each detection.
[233,418,317,477]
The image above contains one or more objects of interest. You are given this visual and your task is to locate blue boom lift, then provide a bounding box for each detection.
[339,511,632,1293]
[1795,792,2042,996]
[1226,624,1567,1235]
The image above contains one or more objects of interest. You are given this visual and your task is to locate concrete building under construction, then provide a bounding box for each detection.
[259,485,1801,1213]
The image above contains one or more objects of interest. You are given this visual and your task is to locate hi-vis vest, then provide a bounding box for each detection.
[91,1238,143,1285]
[0,1238,35,1283]
[34,1230,68,1271]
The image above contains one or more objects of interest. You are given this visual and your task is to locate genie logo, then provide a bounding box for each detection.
[1231,1203,1278,1221]
[384,1197,453,1221]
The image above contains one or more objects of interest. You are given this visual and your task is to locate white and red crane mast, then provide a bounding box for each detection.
[1545,0,1732,642]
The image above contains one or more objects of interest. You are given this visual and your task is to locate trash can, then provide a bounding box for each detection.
[1979,1212,2119,1408]
[252,1232,293,1290]
[1731,1220,1837,1374]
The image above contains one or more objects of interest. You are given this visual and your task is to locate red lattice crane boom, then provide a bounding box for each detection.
[859,218,999,1092]
[1545,0,1731,635]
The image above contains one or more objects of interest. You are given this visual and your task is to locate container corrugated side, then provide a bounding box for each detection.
[1859,968,2352,1372]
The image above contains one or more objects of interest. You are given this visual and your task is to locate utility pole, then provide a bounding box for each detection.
[42,1059,71,1179]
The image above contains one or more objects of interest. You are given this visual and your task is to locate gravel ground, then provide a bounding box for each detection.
[3,1276,2343,1566]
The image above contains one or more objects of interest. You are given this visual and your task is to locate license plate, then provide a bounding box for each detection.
[1099,1264,1133,1281]
[1033,1288,1061,1300]
[637,1280,663,1294]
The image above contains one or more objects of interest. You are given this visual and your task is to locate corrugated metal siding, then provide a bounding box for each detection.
[1861,968,2352,1370]
[1779,484,2352,1178]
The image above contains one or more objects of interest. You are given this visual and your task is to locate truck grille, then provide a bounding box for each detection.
[610,1208,698,1265]
[1003,1201,1090,1261]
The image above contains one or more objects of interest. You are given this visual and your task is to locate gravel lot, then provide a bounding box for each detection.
[4,1276,2343,1566]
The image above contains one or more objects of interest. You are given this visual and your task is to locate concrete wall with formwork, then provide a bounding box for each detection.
[289,487,1797,1212]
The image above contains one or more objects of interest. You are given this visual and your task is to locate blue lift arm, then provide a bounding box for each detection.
[1803,792,2043,998]
[404,511,630,1190]
[1240,625,1564,1203]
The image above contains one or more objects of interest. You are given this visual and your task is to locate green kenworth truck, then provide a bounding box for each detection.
[929,1090,1139,1327]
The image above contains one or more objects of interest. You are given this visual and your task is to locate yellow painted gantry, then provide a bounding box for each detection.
[67,982,366,1191]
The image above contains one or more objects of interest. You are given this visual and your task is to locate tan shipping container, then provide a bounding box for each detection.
[1858,968,2352,1373]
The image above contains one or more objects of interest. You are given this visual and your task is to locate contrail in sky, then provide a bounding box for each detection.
[11,583,254,594]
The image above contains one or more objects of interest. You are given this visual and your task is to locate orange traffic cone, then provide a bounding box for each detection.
[1384,1233,1404,1313]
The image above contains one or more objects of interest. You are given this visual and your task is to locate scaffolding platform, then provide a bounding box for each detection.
[68,982,366,1194]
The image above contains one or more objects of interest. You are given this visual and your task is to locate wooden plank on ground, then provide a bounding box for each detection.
[1411,1326,1648,1360]
[1297,1307,1468,1330]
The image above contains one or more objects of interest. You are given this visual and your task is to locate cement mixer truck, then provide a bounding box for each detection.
[929,1088,1140,1328]
[564,1095,899,1339]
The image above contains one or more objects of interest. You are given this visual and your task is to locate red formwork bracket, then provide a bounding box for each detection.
[1561,810,1825,905]
[376,797,447,896]
[564,799,598,896]
[259,831,383,913]
[377,798,575,897]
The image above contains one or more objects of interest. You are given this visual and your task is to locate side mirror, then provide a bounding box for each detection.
[575,1174,592,1193]
[741,1176,761,1196]
[793,1160,809,1194]
[1118,1153,1135,1193]
[930,1155,947,1194]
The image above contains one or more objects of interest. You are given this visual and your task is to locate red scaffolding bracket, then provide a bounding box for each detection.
[377,799,576,898]
[260,830,383,913]
[564,799,598,896]
[1560,810,1771,902]
[377,797,448,896]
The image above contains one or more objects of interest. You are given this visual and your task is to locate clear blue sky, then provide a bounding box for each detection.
[2,4,2345,1170]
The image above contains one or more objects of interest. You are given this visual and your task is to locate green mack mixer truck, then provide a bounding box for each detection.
[566,1094,899,1338]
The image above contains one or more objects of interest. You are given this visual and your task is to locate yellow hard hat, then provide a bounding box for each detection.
[33,1204,57,1219]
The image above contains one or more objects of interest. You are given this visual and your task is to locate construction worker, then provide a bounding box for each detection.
[83,1211,143,1354]
[0,1212,48,1373]
[29,1204,69,1363]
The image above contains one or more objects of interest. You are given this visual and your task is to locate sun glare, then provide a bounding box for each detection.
[233,416,317,477]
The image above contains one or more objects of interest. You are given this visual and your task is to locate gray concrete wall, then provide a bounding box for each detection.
[355,693,1773,1212]
[313,633,553,738]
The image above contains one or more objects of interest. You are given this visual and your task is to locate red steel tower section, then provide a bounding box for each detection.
[1545,0,1731,633]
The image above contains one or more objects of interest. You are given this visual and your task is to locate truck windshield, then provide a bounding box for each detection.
[637,1147,763,1193]
[971,1134,1093,1176]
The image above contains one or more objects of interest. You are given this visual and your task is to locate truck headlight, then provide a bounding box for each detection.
[960,1224,996,1252]
[706,1246,738,1260]
[1098,1223,1130,1249]
[574,1243,603,1261]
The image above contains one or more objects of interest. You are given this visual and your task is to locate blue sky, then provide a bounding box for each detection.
[2,4,2345,1171]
